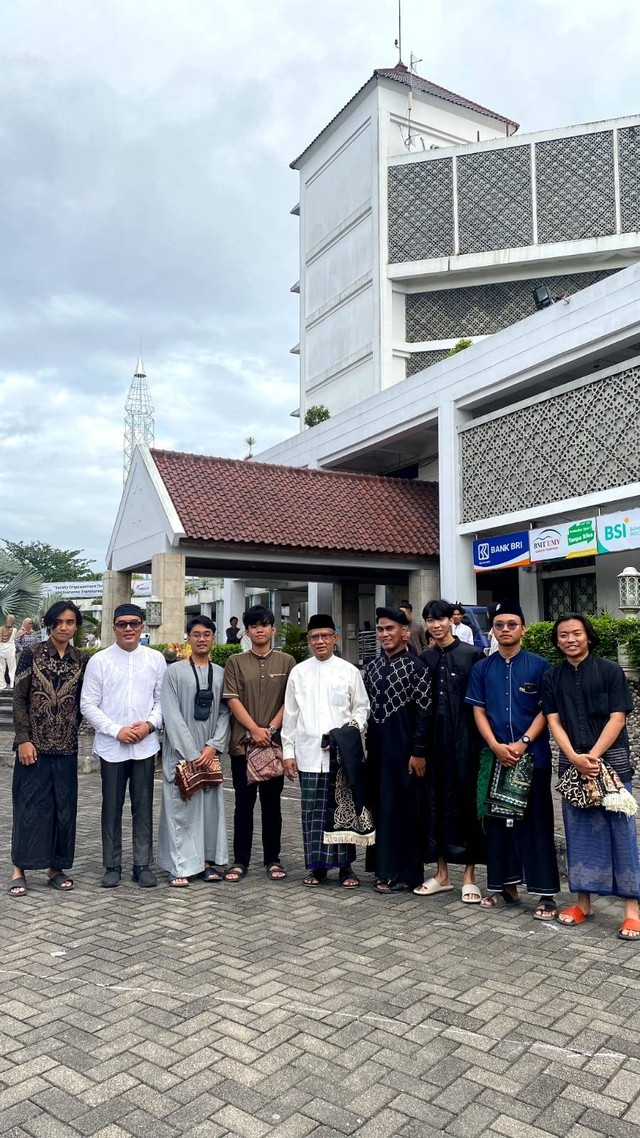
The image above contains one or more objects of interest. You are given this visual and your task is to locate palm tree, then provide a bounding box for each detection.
[0,555,43,624]
[244,436,256,460]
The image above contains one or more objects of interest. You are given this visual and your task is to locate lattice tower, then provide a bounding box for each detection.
[123,354,154,483]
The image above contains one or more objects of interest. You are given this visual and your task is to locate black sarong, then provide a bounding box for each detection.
[484,767,559,895]
[12,752,78,870]
[323,725,375,847]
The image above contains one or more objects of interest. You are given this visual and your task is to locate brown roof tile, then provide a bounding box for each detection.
[291,63,517,168]
[150,449,439,559]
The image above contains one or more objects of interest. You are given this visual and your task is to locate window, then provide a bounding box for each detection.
[543,575,597,621]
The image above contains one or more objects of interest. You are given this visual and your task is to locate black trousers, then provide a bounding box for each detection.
[485,767,560,895]
[12,752,77,870]
[230,754,284,868]
[100,756,155,869]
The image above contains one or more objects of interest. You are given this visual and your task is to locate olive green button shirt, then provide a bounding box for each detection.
[223,649,296,757]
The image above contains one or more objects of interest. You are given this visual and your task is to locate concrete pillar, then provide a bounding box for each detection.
[223,578,246,631]
[101,570,132,647]
[308,582,333,618]
[374,584,390,611]
[151,552,186,644]
[340,581,359,665]
[438,401,477,604]
[518,566,541,625]
[408,566,440,619]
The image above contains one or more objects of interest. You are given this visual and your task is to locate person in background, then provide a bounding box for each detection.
[399,601,427,655]
[451,604,474,646]
[81,604,166,889]
[0,614,17,689]
[15,618,40,656]
[226,616,241,644]
[9,601,86,896]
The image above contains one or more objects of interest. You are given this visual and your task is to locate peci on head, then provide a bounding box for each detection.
[113,603,144,652]
[307,613,337,660]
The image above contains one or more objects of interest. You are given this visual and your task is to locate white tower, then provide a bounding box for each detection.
[123,354,154,482]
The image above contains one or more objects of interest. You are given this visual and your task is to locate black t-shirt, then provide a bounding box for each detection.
[542,654,634,778]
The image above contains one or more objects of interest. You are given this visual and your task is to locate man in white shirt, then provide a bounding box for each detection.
[451,604,474,646]
[282,614,369,888]
[81,604,166,888]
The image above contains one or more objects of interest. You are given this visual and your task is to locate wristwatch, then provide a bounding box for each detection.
[520,734,531,746]
[146,721,156,733]
[268,725,277,738]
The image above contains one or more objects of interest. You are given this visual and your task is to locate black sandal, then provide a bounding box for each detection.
[533,897,558,921]
[266,862,287,881]
[302,869,326,887]
[201,866,224,883]
[224,864,247,882]
[339,868,360,888]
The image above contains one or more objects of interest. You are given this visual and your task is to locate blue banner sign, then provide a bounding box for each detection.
[473,531,531,573]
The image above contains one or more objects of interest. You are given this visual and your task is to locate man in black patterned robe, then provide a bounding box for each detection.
[364,607,431,893]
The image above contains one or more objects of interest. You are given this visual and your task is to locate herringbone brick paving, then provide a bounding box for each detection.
[2,765,640,1137]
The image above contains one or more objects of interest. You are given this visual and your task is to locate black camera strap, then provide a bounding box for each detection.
[189,659,213,692]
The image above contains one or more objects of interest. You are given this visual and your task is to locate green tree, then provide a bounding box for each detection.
[304,404,331,428]
[1,540,95,581]
[0,555,43,623]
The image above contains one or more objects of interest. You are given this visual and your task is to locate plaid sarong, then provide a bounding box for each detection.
[299,771,355,871]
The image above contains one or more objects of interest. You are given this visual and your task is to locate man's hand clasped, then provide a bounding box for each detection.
[571,752,601,779]
[116,722,153,744]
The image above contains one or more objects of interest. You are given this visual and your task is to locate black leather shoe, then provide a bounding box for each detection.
[132,865,157,888]
[101,866,122,888]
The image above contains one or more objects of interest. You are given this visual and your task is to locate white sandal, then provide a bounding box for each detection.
[413,876,453,896]
[461,883,482,904]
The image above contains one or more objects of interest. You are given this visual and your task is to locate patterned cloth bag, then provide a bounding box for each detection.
[174,753,223,802]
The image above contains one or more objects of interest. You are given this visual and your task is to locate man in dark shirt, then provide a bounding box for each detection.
[365,607,431,893]
[465,600,559,919]
[542,613,640,939]
[400,601,427,656]
[415,600,484,902]
[222,605,295,882]
[225,617,241,645]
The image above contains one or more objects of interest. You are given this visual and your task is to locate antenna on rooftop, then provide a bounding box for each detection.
[394,0,402,64]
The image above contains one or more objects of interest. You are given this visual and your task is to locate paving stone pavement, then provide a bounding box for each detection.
[2,764,640,1138]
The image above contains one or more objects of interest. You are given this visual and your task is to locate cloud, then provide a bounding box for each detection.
[1,0,639,564]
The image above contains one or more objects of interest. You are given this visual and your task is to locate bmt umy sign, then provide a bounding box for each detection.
[530,518,597,562]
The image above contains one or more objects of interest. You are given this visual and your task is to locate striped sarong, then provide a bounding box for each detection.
[563,779,640,899]
[299,771,355,871]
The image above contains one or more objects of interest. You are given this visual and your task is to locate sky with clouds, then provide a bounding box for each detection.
[1,0,639,569]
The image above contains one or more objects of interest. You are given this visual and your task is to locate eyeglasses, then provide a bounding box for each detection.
[114,620,143,630]
[493,621,520,631]
[308,633,335,642]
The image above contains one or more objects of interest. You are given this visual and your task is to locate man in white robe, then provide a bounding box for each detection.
[282,614,369,887]
[157,617,229,886]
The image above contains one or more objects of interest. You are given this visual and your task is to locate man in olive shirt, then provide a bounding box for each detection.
[223,605,295,881]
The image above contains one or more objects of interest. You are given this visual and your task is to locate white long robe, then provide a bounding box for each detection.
[156,660,230,878]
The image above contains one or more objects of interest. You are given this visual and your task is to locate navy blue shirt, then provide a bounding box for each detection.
[465,648,552,769]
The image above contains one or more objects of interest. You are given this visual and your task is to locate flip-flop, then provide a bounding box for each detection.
[413,877,454,896]
[47,873,73,891]
[617,918,640,941]
[461,884,482,904]
[558,904,593,926]
[7,876,27,897]
[168,876,189,888]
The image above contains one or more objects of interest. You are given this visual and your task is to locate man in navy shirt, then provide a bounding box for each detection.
[465,601,559,919]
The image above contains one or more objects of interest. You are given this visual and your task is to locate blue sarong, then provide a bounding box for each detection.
[563,781,640,899]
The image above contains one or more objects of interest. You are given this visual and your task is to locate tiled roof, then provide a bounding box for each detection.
[291,63,518,168]
[150,449,439,558]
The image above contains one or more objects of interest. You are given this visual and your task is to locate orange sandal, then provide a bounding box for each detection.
[618,918,640,941]
[558,905,592,926]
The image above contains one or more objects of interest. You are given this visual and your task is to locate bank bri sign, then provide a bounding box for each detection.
[473,531,530,572]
